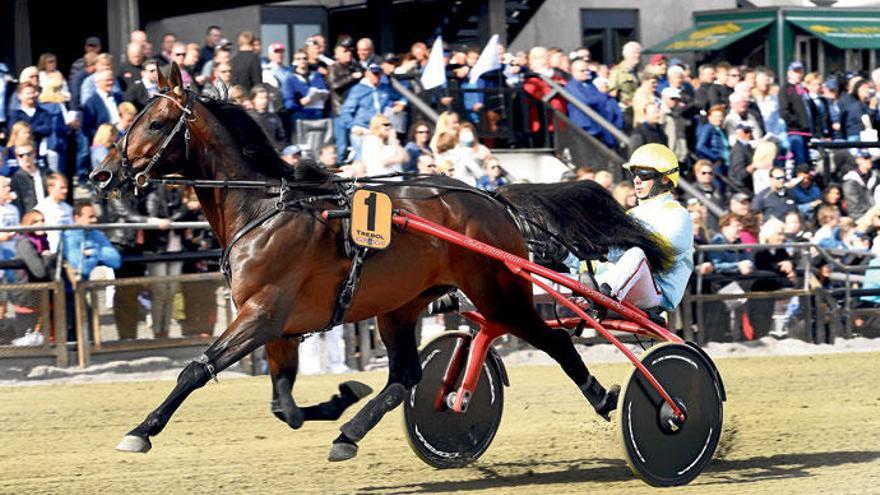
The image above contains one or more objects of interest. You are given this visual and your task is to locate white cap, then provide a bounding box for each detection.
[661,87,681,99]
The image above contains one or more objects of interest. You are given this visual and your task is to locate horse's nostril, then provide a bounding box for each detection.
[91,170,112,184]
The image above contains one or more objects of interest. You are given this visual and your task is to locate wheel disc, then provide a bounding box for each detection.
[618,342,724,486]
[403,332,504,468]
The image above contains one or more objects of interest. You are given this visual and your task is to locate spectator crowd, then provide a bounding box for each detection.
[1,22,880,351]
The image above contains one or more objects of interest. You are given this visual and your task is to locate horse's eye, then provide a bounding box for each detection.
[149,120,164,131]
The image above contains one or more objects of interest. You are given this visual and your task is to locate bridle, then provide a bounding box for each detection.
[118,88,196,190]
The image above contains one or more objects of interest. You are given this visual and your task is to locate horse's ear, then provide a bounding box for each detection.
[157,65,170,91]
[168,62,184,96]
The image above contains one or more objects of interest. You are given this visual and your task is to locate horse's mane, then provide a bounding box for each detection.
[198,97,332,183]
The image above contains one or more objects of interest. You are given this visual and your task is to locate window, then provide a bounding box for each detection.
[581,9,639,65]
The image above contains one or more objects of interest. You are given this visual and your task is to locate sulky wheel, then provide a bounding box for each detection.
[403,331,505,468]
[618,342,724,487]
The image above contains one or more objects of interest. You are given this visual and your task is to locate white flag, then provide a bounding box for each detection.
[470,34,501,84]
[420,37,446,90]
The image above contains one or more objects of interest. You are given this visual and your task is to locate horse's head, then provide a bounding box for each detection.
[90,62,195,197]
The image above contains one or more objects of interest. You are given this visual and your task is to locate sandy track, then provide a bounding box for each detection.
[1,351,880,494]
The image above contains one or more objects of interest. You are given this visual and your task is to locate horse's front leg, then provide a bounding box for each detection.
[116,292,286,453]
[328,304,424,461]
[266,338,373,430]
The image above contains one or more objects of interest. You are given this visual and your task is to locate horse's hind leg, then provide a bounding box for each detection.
[116,293,286,453]
[328,302,424,462]
[266,338,373,430]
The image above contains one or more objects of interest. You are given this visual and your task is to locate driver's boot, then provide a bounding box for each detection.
[580,375,620,421]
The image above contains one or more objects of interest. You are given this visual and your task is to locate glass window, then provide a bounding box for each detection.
[581,9,639,64]
[261,24,289,58]
[293,24,321,52]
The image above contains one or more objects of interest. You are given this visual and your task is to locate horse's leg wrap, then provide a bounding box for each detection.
[579,375,619,421]
[339,383,406,442]
[270,376,305,429]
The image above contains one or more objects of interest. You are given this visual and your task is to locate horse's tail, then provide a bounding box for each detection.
[496,180,675,273]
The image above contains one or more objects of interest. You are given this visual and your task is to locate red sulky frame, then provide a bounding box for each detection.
[388,211,687,422]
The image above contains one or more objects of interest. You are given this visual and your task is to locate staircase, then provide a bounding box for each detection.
[436,0,547,46]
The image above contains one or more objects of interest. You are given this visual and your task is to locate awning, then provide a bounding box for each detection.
[645,19,773,54]
[788,18,880,49]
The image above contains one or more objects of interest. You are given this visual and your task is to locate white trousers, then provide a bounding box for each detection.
[595,247,663,309]
[298,325,347,375]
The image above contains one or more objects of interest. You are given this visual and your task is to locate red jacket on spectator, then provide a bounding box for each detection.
[523,73,568,133]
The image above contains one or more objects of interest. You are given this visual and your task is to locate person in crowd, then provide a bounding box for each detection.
[177,188,220,337]
[842,149,877,219]
[611,181,637,210]
[790,163,823,218]
[629,102,667,151]
[7,82,60,155]
[145,184,188,339]
[475,155,507,192]
[751,167,798,221]
[201,46,231,86]
[184,43,204,87]
[429,113,461,156]
[708,62,733,109]
[34,173,72,253]
[594,170,613,190]
[814,183,847,224]
[329,37,362,160]
[838,78,877,143]
[69,53,98,113]
[281,144,302,168]
[708,213,753,276]
[607,41,641,127]
[449,122,490,185]
[724,92,765,142]
[282,49,329,127]
[90,124,118,178]
[37,53,70,101]
[264,42,289,89]
[659,86,688,163]
[7,67,40,116]
[416,153,438,175]
[10,209,55,346]
[168,42,193,87]
[0,177,21,327]
[339,63,404,159]
[802,72,832,140]
[748,140,778,195]
[123,59,160,110]
[117,42,144,91]
[778,61,811,167]
[198,26,223,73]
[729,122,755,192]
[158,33,177,66]
[822,78,842,139]
[566,59,622,148]
[231,31,262,91]
[33,75,73,174]
[360,114,408,177]
[728,192,760,244]
[686,160,724,231]
[404,121,432,174]
[752,67,787,146]
[69,36,102,86]
[80,54,122,108]
[4,122,35,170]
[693,64,716,116]
[696,104,730,172]
[356,38,376,69]
[117,102,137,135]
[10,141,49,215]
[522,46,567,141]
[82,69,122,142]
[207,62,234,96]
[249,85,286,151]
[318,143,338,169]
[812,205,846,249]
[783,210,811,242]
[62,200,121,281]
[631,72,658,126]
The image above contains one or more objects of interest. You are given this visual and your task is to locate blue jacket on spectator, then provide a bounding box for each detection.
[82,91,123,142]
[462,78,484,124]
[566,78,619,147]
[696,123,729,167]
[282,70,327,120]
[62,229,121,279]
[791,182,822,205]
[707,233,752,274]
[338,79,400,131]
[838,93,875,140]
[8,104,66,157]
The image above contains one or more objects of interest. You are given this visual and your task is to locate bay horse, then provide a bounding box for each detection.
[90,63,671,461]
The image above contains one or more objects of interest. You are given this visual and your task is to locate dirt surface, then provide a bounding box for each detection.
[2,351,880,495]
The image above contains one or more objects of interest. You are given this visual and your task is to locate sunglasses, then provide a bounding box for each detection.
[629,168,663,181]
[699,171,713,176]
[16,151,33,158]
[415,129,430,134]
[174,53,186,57]
[381,122,392,127]
[771,175,786,180]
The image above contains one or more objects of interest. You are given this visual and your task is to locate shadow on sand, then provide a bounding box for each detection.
[355,450,880,494]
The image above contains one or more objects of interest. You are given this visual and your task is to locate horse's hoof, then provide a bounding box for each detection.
[340,381,373,401]
[328,441,358,462]
[116,435,152,453]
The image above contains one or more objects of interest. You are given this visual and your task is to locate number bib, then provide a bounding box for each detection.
[351,189,393,249]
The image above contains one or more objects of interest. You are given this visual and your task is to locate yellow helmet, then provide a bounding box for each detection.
[623,143,680,187]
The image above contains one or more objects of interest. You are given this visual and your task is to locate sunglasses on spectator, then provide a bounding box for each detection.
[771,175,786,180]
[699,170,712,176]
[381,122,392,127]
[629,168,662,181]
[16,151,33,158]
[174,52,186,57]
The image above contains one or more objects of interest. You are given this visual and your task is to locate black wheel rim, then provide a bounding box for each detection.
[404,333,504,468]
[619,343,723,487]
